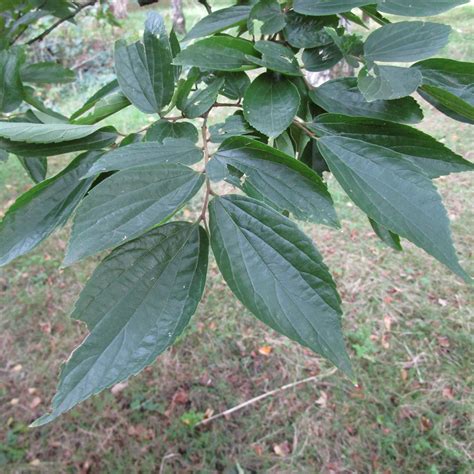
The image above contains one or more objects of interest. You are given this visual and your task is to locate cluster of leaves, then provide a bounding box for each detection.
[0,0,473,426]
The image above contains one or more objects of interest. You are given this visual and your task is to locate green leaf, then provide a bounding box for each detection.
[173,36,258,72]
[248,0,286,36]
[0,47,23,113]
[64,164,204,264]
[17,155,47,183]
[309,78,423,124]
[182,77,225,119]
[145,119,199,143]
[412,58,474,123]
[303,44,343,72]
[247,41,301,77]
[114,13,174,113]
[70,80,120,121]
[185,5,252,40]
[317,136,470,281]
[209,112,259,143]
[0,151,100,267]
[243,73,300,138]
[84,139,203,177]
[0,122,103,143]
[209,194,352,375]
[309,114,473,178]
[369,218,402,251]
[358,65,422,101]
[218,72,250,101]
[0,127,117,157]
[32,222,208,426]
[209,136,339,226]
[72,93,130,125]
[364,22,451,62]
[283,12,338,49]
[294,0,370,15]
[20,62,75,84]
[377,0,468,17]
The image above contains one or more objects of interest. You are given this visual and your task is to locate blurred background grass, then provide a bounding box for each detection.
[0,1,473,472]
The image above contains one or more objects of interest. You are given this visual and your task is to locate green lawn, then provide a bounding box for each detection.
[0,3,473,473]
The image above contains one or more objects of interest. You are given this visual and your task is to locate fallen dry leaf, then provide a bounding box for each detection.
[442,386,455,400]
[273,441,291,457]
[111,381,129,395]
[437,336,450,348]
[29,396,42,409]
[258,345,272,356]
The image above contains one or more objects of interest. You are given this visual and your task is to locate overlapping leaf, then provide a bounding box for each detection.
[309,78,423,124]
[309,113,473,178]
[84,139,203,177]
[317,136,470,281]
[243,73,300,138]
[0,151,100,266]
[209,195,352,375]
[33,222,208,426]
[65,164,204,264]
[208,136,339,226]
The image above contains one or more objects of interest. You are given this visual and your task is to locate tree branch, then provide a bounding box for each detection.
[26,0,97,45]
[195,368,337,427]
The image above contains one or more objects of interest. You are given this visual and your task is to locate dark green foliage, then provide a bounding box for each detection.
[0,1,472,426]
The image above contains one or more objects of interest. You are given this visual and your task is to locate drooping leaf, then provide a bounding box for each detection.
[64,164,204,264]
[0,127,117,157]
[209,194,352,375]
[182,77,225,119]
[294,0,370,15]
[173,36,258,72]
[32,222,208,426]
[208,136,339,226]
[114,13,174,113]
[70,80,120,121]
[0,122,103,143]
[309,77,423,124]
[243,73,300,138]
[377,0,468,17]
[369,218,402,251]
[185,5,252,40]
[247,41,301,76]
[145,120,199,143]
[84,139,203,177]
[283,11,337,49]
[358,65,422,101]
[20,61,75,84]
[0,47,23,113]
[303,44,343,72]
[317,136,470,281]
[72,93,130,125]
[17,155,47,183]
[308,113,474,178]
[0,151,100,267]
[364,22,451,62]
[412,58,474,123]
[248,0,286,36]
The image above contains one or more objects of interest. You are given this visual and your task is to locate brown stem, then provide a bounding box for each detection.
[26,0,97,45]
[199,114,212,229]
[292,118,317,139]
[214,102,242,108]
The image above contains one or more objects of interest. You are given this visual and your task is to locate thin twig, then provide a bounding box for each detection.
[292,118,317,139]
[195,368,337,427]
[199,114,212,230]
[214,102,242,108]
[26,0,97,45]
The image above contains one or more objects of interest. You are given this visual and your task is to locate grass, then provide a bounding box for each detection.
[1,3,473,473]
